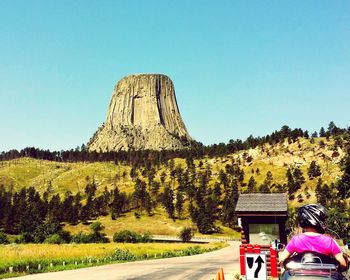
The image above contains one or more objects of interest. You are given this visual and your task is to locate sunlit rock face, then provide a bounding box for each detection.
[88,74,192,152]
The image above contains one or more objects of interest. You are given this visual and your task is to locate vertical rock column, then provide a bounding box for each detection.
[88,74,193,152]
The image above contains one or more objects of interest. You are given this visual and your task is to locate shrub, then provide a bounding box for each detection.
[140,232,153,243]
[71,222,109,244]
[113,230,139,243]
[13,235,25,244]
[134,212,141,219]
[44,234,64,244]
[179,227,194,242]
[59,230,72,243]
[89,222,109,243]
[71,232,92,243]
[113,248,137,261]
[0,231,8,244]
[113,230,152,243]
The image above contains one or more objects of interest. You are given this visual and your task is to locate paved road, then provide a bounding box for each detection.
[9,242,240,280]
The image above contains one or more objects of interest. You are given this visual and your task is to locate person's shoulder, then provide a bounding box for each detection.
[288,234,303,242]
[319,234,335,241]
[293,233,305,239]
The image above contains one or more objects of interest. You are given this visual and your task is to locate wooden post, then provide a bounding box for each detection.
[239,244,246,276]
[270,245,278,278]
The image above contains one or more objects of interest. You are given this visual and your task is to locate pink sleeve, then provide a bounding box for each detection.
[330,239,341,255]
[285,236,296,254]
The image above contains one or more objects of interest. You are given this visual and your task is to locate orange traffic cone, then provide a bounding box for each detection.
[216,268,225,280]
[220,268,225,280]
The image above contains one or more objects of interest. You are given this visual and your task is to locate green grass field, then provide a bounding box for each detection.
[0,242,224,265]
[0,242,226,278]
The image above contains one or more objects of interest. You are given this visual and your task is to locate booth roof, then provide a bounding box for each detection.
[235,193,288,213]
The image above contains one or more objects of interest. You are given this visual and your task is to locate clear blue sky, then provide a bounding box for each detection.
[1,0,349,151]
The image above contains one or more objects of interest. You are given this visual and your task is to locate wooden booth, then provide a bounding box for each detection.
[235,193,288,246]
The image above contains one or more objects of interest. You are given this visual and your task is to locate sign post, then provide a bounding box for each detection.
[244,253,267,280]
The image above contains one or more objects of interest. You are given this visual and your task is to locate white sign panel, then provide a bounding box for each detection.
[245,253,267,280]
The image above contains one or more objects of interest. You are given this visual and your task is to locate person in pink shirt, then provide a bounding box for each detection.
[279,204,346,270]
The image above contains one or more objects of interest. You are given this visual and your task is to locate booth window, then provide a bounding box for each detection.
[249,224,279,245]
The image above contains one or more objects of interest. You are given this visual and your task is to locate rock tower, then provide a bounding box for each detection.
[88,74,193,152]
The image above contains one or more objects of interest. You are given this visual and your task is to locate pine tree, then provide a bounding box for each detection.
[48,194,62,222]
[62,192,76,224]
[186,156,195,169]
[130,167,138,181]
[111,186,126,219]
[147,167,156,186]
[286,168,296,198]
[218,170,229,189]
[294,168,305,183]
[247,176,257,193]
[308,161,321,180]
[327,121,337,136]
[133,179,148,215]
[82,181,98,219]
[213,182,222,198]
[162,185,175,219]
[336,145,350,199]
[319,127,326,137]
[259,171,273,192]
[160,171,167,185]
[101,187,111,214]
[221,181,238,227]
[291,167,305,195]
[327,202,349,244]
[175,191,184,219]
[168,158,175,171]
[259,183,271,193]
[73,192,82,223]
[188,200,196,221]
[85,194,95,219]
[0,188,11,229]
[150,181,160,198]
[206,188,219,220]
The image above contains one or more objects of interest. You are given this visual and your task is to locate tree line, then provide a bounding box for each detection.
[1,143,348,242]
[1,122,348,166]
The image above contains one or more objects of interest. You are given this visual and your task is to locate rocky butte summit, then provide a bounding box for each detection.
[88,74,193,152]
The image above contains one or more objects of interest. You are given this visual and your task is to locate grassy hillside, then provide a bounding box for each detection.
[0,137,344,236]
[0,159,133,195]
[0,137,342,194]
[63,208,238,238]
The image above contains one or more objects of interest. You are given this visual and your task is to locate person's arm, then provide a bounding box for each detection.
[279,249,292,265]
[279,236,296,265]
[334,252,347,271]
[329,238,347,271]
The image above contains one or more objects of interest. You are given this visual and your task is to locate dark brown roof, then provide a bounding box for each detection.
[235,193,288,213]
